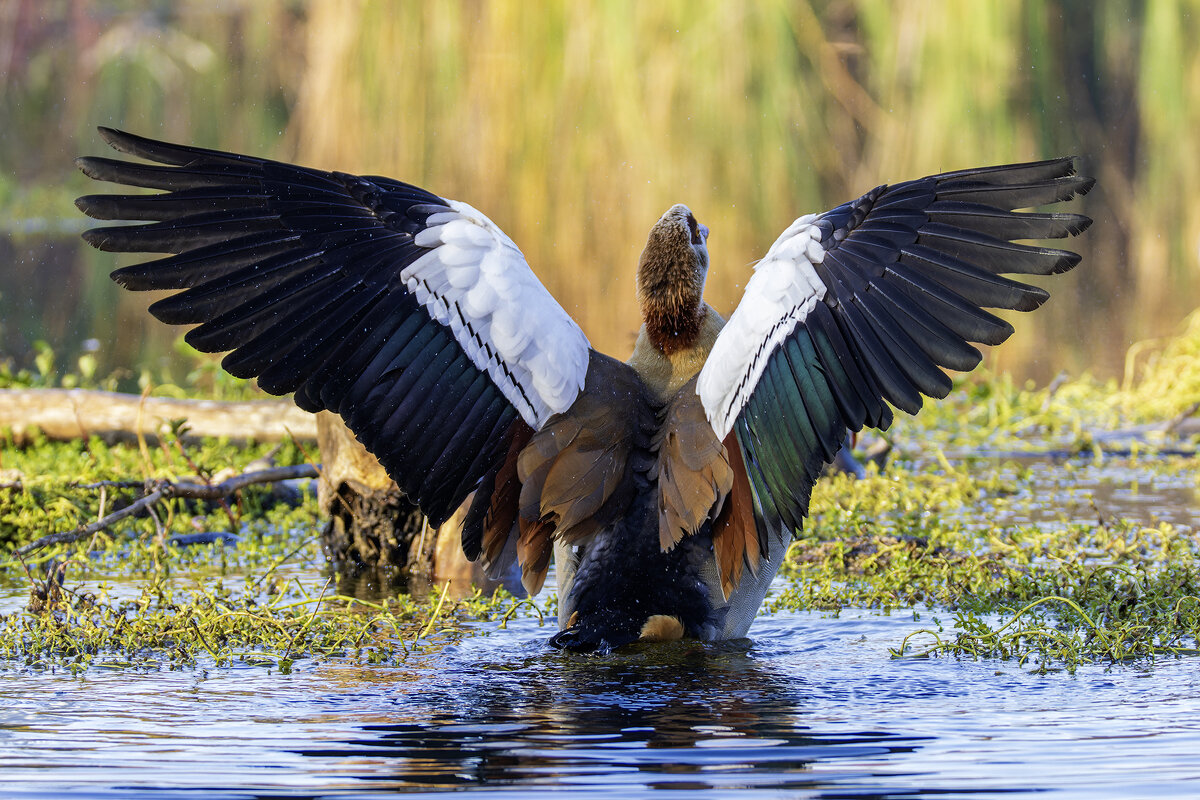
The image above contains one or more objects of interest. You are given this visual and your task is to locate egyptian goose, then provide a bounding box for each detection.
[76,128,1093,652]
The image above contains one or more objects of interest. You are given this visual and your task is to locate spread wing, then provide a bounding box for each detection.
[695,157,1093,576]
[76,127,590,526]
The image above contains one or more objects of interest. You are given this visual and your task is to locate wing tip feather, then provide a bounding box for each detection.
[80,225,125,252]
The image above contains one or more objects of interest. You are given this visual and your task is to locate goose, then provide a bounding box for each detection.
[76,128,1093,652]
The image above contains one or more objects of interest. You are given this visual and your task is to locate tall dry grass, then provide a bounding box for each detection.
[6,0,1200,385]
[285,0,1200,381]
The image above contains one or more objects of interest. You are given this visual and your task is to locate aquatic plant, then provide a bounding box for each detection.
[5,319,1200,671]
[774,456,1200,671]
[0,567,538,674]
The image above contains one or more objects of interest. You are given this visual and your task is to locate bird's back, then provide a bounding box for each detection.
[533,308,782,651]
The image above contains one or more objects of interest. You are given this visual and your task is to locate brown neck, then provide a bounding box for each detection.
[642,301,706,355]
[636,232,705,356]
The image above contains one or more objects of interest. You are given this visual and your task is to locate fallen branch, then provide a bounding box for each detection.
[0,388,317,444]
[12,464,320,557]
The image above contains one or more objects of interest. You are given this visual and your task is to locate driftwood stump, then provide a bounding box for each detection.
[315,411,503,596]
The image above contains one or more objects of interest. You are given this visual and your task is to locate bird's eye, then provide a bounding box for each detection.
[686,213,704,245]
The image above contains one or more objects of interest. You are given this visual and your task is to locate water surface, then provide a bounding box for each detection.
[3,456,1199,798]
[4,610,1199,799]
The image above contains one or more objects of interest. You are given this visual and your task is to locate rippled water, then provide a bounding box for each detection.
[4,611,1200,798]
[4,455,1200,798]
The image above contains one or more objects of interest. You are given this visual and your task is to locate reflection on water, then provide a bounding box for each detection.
[317,635,926,796]
[3,611,1200,799]
[937,454,1200,534]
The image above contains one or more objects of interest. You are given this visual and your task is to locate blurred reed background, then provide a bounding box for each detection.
[2,0,1197,386]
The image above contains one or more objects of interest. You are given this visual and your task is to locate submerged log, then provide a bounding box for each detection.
[0,388,317,444]
[315,411,506,596]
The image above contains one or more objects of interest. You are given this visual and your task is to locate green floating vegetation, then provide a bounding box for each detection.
[4,345,1200,672]
[773,455,1200,671]
[0,428,315,551]
[0,384,553,672]
[895,587,1200,669]
[0,568,542,674]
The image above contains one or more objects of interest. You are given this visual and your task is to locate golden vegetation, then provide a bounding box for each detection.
[5,1,1200,380]
[283,0,1200,379]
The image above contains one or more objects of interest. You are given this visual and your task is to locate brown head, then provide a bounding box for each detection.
[636,204,711,355]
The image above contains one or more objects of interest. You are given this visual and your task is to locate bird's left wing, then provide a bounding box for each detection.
[76,128,590,527]
[695,158,1093,581]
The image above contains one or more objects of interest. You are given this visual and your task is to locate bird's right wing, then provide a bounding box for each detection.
[76,128,591,528]
[694,158,1093,587]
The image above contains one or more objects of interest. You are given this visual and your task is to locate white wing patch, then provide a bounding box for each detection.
[404,199,590,427]
[697,214,828,439]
